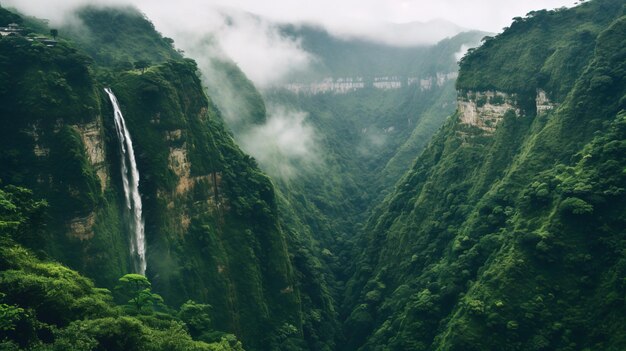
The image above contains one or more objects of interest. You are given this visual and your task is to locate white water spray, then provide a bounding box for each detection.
[104,88,146,275]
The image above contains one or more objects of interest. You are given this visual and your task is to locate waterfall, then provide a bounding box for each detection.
[104,88,146,275]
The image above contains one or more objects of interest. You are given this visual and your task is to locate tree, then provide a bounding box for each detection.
[50,29,58,39]
[0,186,48,248]
[178,300,212,338]
[134,60,151,74]
[115,274,163,312]
[0,295,26,332]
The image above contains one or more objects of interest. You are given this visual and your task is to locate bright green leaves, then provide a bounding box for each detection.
[178,300,213,339]
[0,293,26,332]
[115,274,164,313]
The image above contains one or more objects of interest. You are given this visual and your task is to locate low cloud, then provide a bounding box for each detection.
[3,0,577,182]
[151,7,313,88]
[209,12,312,87]
[4,0,314,88]
[239,106,321,180]
[358,130,388,157]
[454,43,471,62]
[4,0,579,83]
[321,18,464,46]
[166,33,319,180]
[2,0,128,25]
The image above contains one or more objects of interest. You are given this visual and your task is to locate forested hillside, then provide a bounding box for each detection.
[214,28,485,301]
[1,0,624,350]
[0,6,336,350]
[344,0,626,349]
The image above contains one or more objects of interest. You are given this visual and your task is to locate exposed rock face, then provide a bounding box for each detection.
[168,146,199,196]
[457,91,520,132]
[68,212,96,240]
[536,89,557,115]
[169,147,188,182]
[162,132,222,231]
[284,77,365,94]
[25,122,50,157]
[282,72,458,94]
[165,129,182,141]
[62,118,108,242]
[412,72,459,91]
[73,118,108,192]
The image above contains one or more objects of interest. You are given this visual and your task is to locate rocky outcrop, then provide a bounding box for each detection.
[167,143,221,208]
[411,72,458,91]
[284,77,365,94]
[68,212,96,240]
[536,89,557,115]
[165,129,182,141]
[457,91,520,132]
[282,72,458,94]
[73,118,108,192]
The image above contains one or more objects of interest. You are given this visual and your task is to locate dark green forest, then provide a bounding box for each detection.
[0,0,625,350]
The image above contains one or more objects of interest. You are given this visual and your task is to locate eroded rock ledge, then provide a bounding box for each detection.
[457,91,520,132]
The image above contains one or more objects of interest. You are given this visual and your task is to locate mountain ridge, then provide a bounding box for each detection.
[343,0,626,349]
[0,0,624,350]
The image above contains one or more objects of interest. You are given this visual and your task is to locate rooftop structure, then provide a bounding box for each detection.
[0,22,23,37]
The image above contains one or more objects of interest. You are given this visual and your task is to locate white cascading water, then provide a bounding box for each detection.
[104,88,146,275]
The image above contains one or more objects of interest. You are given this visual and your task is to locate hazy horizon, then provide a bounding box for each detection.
[4,0,579,45]
[0,0,583,180]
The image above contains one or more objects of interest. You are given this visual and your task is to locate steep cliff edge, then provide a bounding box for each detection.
[107,60,303,348]
[0,6,335,350]
[345,0,626,349]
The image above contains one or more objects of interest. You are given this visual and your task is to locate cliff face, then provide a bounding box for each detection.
[344,1,626,349]
[3,1,624,350]
[457,91,520,131]
[0,34,131,283]
[0,7,329,350]
[106,60,302,348]
[281,72,458,94]
[456,89,558,132]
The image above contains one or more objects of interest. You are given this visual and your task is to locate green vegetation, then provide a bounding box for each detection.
[247,29,485,350]
[0,7,22,26]
[0,21,132,284]
[457,0,624,101]
[0,5,336,350]
[0,184,244,350]
[345,0,626,349]
[64,6,182,69]
[280,25,485,80]
[106,59,313,349]
[1,0,625,350]
[207,59,267,128]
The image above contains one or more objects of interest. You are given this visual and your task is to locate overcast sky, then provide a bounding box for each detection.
[182,0,580,32]
[5,0,579,34]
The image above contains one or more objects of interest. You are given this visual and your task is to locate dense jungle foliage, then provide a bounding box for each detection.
[0,185,245,350]
[0,5,336,350]
[1,0,625,350]
[344,0,626,349]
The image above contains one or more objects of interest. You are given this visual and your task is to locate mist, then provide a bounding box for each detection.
[3,0,578,181]
[454,44,471,62]
[239,107,322,180]
[4,0,580,86]
[4,0,580,48]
